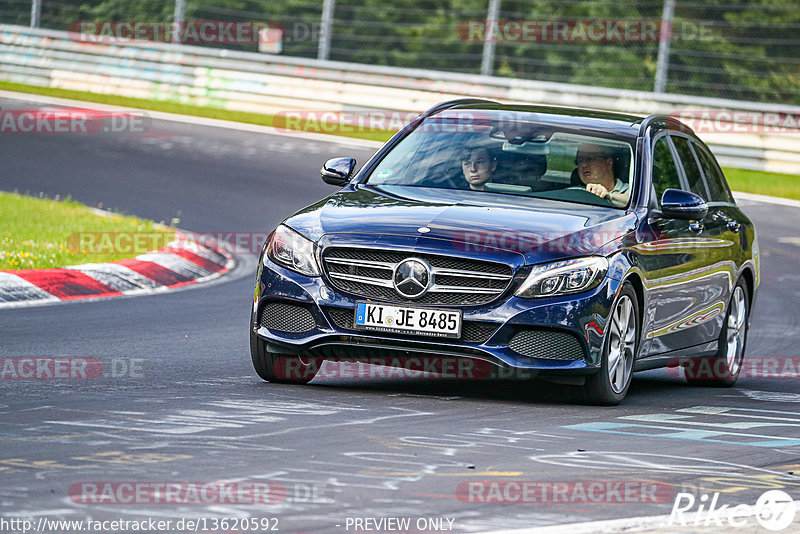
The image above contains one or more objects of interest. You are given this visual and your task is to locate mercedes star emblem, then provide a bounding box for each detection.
[393,258,431,299]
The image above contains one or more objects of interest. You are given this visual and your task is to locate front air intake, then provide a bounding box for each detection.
[259,303,317,333]
[509,329,586,361]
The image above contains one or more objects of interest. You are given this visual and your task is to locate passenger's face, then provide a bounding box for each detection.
[462,149,495,190]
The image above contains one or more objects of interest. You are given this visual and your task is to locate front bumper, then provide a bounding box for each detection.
[252,255,620,374]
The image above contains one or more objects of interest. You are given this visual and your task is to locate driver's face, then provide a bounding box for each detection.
[576,147,613,185]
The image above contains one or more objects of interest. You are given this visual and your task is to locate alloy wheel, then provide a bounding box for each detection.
[607,295,636,394]
[725,285,747,376]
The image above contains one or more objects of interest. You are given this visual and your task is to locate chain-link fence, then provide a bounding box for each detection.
[2,0,798,105]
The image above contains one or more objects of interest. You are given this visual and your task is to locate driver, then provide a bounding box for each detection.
[575,143,629,207]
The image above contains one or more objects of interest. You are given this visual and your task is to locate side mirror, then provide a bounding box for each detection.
[321,157,357,186]
[660,188,708,220]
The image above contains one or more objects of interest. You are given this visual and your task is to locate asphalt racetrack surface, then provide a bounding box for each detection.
[2,95,799,533]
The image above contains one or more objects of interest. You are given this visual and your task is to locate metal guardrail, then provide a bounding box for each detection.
[2,24,798,174]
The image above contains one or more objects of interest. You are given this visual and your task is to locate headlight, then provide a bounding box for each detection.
[515,256,608,298]
[266,225,320,277]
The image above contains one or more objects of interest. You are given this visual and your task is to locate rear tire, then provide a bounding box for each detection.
[250,329,319,384]
[583,283,639,405]
[685,280,748,387]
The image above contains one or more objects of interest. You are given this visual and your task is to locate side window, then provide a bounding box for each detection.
[652,136,681,207]
[672,136,708,200]
[694,143,735,203]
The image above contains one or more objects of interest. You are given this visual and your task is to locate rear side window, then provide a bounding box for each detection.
[694,143,735,204]
[672,136,708,200]
[652,136,681,207]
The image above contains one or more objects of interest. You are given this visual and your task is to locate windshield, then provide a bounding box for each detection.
[366,110,635,209]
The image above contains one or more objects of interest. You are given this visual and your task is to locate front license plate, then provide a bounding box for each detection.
[354,301,462,339]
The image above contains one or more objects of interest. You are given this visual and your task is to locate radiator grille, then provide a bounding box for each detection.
[322,247,513,306]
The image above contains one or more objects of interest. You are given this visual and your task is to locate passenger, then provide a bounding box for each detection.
[460,146,497,191]
[575,143,630,207]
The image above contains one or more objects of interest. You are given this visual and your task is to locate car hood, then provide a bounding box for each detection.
[285,185,636,264]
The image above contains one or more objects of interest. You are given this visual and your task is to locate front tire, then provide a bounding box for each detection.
[686,280,748,387]
[583,283,639,405]
[250,329,319,384]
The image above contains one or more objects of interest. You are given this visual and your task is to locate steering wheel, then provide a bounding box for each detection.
[565,186,614,206]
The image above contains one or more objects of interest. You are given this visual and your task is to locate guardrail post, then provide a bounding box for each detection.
[318,0,335,60]
[480,0,501,76]
[30,0,41,28]
[173,0,186,44]
[654,0,675,93]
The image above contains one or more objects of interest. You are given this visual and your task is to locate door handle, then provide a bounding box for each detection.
[727,220,741,233]
[689,222,703,233]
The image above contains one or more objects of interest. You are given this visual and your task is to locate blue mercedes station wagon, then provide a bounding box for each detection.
[250,100,759,404]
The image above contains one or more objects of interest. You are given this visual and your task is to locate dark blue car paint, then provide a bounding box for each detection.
[251,103,759,379]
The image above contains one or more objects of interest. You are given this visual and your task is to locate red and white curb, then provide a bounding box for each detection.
[0,234,234,308]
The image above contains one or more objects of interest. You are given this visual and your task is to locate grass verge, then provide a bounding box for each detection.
[0,192,174,270]
[722,168,800,201]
